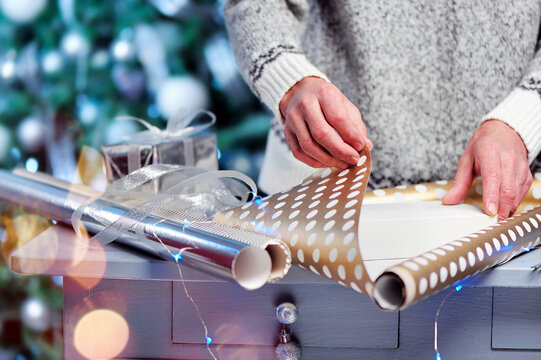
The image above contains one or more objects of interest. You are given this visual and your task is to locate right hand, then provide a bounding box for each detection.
[279,76,373,169]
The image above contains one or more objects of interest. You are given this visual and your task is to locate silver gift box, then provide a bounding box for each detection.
[102,132,218,182]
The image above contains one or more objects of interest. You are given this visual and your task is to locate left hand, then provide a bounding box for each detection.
[442,119,533,220]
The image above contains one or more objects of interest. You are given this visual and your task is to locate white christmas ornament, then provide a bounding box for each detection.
[111,38,136,62]
[17,115,45,152]
[149,0,188,17]
[156,76,209,120]
[0,0,46,23]
[90,49,110,69]
[78,98,100,126]
[61,30,90,57]
[0,125,11,163]
[0,58,16,82]
[21,297,51,332]
[41,50,64,75]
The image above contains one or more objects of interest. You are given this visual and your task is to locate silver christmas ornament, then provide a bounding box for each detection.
[21,297,51,332]
[276,302,298,325]
[275,329,301,360]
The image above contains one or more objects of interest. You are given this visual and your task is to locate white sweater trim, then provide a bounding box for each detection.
[255,53,328,122]
[482,88,541,164]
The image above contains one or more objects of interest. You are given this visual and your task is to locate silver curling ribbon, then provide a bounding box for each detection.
[0,169,291,289]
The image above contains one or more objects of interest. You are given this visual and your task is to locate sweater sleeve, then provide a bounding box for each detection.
[482,48,541,164]
[224,0,328,120]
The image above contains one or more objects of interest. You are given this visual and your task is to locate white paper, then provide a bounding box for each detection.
[357,201,497,281]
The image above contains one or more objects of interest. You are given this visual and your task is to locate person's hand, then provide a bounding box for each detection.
[279,76,373,169]
[442,119,532,220]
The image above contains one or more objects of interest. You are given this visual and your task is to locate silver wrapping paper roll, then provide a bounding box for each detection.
[0,169,291,289]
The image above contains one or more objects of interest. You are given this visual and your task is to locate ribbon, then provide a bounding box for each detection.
[116,108,216,144]
[71,164,257,247]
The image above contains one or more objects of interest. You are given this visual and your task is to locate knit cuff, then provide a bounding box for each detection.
[482,88,541,164]
[253,52,329,123]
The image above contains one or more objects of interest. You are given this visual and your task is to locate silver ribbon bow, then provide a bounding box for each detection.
[117,108,216,144]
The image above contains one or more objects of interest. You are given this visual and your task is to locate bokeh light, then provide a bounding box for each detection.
[3,213,52,265]
[214,323,266,359]
[68,231,107,291]
[73,309,129,359]
[25,158,39,173]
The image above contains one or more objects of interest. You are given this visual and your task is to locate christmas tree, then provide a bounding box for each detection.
[0,0,269,357]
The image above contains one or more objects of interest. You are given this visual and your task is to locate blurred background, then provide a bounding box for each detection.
[0,0,269,358]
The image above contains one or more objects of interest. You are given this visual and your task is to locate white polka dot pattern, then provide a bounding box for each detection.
[214,156,541,309]
[212,147,373,293]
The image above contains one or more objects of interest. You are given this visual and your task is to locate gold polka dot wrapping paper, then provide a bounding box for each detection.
[364,173,541,214]
[365,173,541,310]
[215,148,373,295]
[214,148,541,310]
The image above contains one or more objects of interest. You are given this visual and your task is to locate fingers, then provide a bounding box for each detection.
[318,83,368,152]
[280,78,374,169]
[442,151,474,205]
[298,97,360,165]
[284,127,326,168]
[285,107,349,169]
[445,148,531,219]
[495,153,515,220]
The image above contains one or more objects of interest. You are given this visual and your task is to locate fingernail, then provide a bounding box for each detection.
[353,142,363,151]
[349,155,360,165]
[338,162,349,169]
[487,202,497,216]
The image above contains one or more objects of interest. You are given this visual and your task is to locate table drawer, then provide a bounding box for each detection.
[172,281,398,349]
[492,288,541,350]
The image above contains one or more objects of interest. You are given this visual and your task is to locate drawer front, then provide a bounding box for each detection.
[492,288,541,350]
[172,281,398,349]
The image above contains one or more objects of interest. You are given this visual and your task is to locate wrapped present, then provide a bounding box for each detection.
[214,147,541,310]
[102,110,218,182]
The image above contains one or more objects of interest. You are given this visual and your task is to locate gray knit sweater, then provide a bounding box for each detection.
[225,0,541,194]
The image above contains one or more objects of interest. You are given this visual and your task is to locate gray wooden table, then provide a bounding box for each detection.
[10,225,541,359]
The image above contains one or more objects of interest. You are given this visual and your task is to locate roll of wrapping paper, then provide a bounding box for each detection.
[363,174,541,214]
[0,169,291,290]
[373,207,541,310]
[214,147,541,310]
